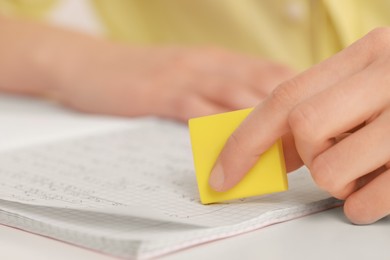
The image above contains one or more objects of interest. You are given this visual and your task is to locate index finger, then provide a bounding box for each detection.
[208,29,383,192]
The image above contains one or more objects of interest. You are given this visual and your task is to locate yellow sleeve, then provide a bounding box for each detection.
[3,0,389,70]
[0,0,56,19]
[92,0,390,70]
[92,0,314,70]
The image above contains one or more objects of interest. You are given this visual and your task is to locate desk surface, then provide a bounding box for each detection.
[1,95,389,260]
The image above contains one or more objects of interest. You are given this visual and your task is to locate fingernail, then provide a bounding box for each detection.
[209,162,225,191]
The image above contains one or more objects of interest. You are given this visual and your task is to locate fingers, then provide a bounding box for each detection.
[162,84,262,122]
[201,82,261,110]
[209,30,378,191]
[158,94,228,122]
[189,49,297,109]
[344,168,390,224]
[309,109,390,199]
[290,61,389,166]
[251,64,296,96]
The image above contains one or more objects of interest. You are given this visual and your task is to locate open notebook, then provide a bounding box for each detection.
[0,118,341,259]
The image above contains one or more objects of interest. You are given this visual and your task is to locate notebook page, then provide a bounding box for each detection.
[0,118,341,258]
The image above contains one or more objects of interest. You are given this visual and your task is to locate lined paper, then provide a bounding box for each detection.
[0,119,341,259]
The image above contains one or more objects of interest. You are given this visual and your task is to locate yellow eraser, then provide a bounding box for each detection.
[189,108,288,204]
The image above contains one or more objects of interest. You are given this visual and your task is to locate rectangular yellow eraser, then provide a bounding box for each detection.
[189,108,288,204]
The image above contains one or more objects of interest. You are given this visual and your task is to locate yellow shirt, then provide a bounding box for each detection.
[1,0,390,70]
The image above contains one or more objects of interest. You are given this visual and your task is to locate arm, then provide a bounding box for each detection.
[0,16,97,97]
[0,16,295,121]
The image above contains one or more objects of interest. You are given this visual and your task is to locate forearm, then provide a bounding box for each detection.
[0,16,296,123]
[0,16,107,97]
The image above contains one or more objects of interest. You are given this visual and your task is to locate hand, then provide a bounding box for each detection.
[209,28,390,224]
[53,45,294,121]
[0,17,294,121]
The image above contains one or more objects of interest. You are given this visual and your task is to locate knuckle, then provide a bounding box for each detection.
[269,78,301,110]
[288,103,319,141]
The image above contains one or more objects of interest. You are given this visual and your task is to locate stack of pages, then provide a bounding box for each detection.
[0,119,340,259]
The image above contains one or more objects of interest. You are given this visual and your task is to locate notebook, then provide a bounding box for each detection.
[0,118,342,259]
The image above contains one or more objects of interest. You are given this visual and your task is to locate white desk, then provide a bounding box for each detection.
[1,94,389,260]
